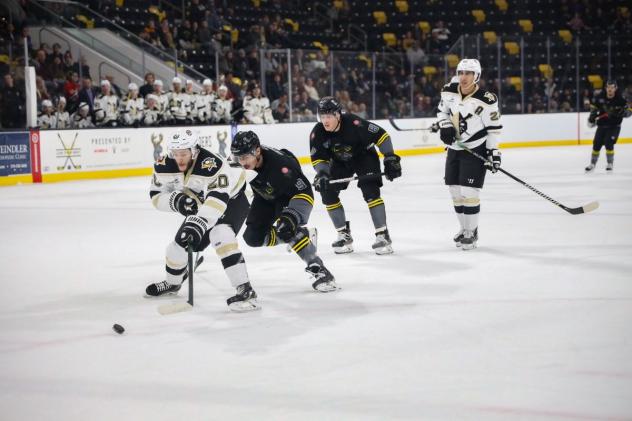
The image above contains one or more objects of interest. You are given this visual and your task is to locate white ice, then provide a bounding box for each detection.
[1,145,631,421]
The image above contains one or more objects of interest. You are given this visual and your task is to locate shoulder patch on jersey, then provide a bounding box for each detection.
[368,123,379,133]
[472,89,498,105]
[156,156,167,165]
[295,178,307,190]
[281,166,289,174]
[201,157,217,171]
[441,82,459,94]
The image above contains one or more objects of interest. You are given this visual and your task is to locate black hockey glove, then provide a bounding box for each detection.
[439,120,457,145]
[172,192,198,216]
[313,171,330,193]
[430,121,440,133]
[383,153,402,181]
[275,209,300,243]
[175,215,209,249]
[485,149,501,173]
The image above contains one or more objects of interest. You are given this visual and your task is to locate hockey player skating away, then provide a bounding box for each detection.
[145,130,259,311]
[54,96,70,129]
[585,79,631,172]
[437,58,502,250]
[213,85,233,124]
[142,94,162,126]
[71,102,95,128]
[37,99,56,129]
[119,83,144,127]
[196,78,216,124]
[230,131,338,292]
[310,97,402,255]
[243,83,275,124]
[168,77,190,125]
[94,79,120,127]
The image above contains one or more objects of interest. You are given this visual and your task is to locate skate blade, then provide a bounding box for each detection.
[333,245,354,254]
[374,245,394,255]
[157,302,193,315]
[313,281,340,293]
[461,243,477,251]
[228,299,261,312]
[144,291,180,299]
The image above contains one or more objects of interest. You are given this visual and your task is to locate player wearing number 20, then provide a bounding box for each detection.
[145,129,259,312]
[437,58,503,250]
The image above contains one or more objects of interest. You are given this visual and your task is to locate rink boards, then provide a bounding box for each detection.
[1,113,631,185]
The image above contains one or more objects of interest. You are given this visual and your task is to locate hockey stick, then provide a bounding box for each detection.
[328,172,386,185]
[456,141,599,215]
[158,238,198,315]
[389,117,437,132]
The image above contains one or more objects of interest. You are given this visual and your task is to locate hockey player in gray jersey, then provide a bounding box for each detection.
[94,79,120,127]
[119,83,144,127]
[437,59,502,250]
[54,96,71,129]
[145,129,258,311]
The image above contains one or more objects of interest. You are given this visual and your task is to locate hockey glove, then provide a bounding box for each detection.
[587,114,597,128]
[175,215,209,249]
[383,153,402,181]
[313,171,330,193]
[485,149,501,173]
[275,209,300,243]
[430,122,440,133]
[439,120,457,145]
[172,192,198,216]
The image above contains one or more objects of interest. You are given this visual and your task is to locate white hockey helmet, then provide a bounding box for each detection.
[128,82,138,91]
[172,76,182,85]
[100,79,111,87]
[202,78,213,86]
[41,99,53,108]
[456,58,482,83]
[153,79,163,87]
[167,129,199,158]
[57,96,66,104]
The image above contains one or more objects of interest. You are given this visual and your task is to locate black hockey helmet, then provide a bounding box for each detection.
[605,79,618,88]
[317,96,342,115]
[231,130,260,156]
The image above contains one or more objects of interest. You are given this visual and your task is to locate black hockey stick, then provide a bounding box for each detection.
[157,238,200,315]
[329,172,386,184]
[456,141,599,215]
[389,117,438,132]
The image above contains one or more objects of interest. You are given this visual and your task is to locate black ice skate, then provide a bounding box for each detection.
[227,282,260,312]
[306,263,338,292]
[606,163,613,172]
[461,228,478,251]
[453,229,465,247]
[332,221,353,254]
[145,280,181,297]
[372,228,393,255]
[585,163,596,172]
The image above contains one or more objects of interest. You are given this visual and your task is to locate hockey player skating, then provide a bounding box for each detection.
[585,79,631,172]
[310,97,402,255]
[437,58,502,250]
[230,130,338,292]
[145,130,259,311]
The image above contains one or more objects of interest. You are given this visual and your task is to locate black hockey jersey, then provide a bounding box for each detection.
[249,146,313,202]
[590,92,630,127]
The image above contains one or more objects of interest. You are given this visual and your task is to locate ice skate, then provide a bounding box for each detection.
[606,163,613,172]
[461,228,478,251]
[227,282,260,312]
[453,229,465,247]
[306,262,338,292]
[585,163,595,172]
[372,229,393,255]
[145,280,181,297]
[332,221,353,254]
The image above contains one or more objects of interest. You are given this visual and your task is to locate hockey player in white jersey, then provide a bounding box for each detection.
[184,80,198,124]
[119,82,144,127]
[71,102,95,128]
[437,58,502,250]
[142,94,162,126]
[168,77,190,125]
[37,99,56,129]
[145,129,258,311]
[152,79,170,122]
[213,85,233,124]
[54,96,71,129]
[94,79,120,127]
[196,78,216,124]
[243,83,274,124]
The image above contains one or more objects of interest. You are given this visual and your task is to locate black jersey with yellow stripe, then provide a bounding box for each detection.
[250,146,313,203]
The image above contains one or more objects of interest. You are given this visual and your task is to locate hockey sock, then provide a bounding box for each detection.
[461,186,480,232]
[325,201,347,230]
[449,185,465,229]
[165,241,187,284]
[367,198,387,229]
[289,229,318,264]
[606,150,614,164]
[210,224,251,288]
[591,150,599,165]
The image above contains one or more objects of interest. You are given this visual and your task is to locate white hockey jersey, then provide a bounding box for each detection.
[196,92,216,123]
[120,97,145,126]
[243,95,274,124]
[213,97,233,124]
[94,93,120,126]
[150,147,247,226]
[55,111,71,129]
[168,90,190,121]
[71,112,95,128]
[154,92,170,121]
[37,113,57,129]
[437,82,502,150]
[185,92,198,122]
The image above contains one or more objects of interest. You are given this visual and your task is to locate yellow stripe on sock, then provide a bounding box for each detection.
[326,201,342,211]
[312,159,326,166]
[367,198,384,208]
[606,150,614,155]
[267,228,277,247]
[292,193,314,205]
[292,237,310,253]
[592,151,600,156]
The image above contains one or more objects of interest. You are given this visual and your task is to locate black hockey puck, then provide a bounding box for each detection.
[112,323,125,334]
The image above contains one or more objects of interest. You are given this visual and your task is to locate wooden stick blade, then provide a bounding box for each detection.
[157,302,193,315]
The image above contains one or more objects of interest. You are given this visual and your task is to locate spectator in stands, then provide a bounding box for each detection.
[205,6,222,33]
[33,49,48,79]
[431,20,451,51]
[72,56,91,79]
[46,55,66,83]
[139,72,155,98]
[176,19,195,50]
[78,76,97,115]
[197,20,212,49]
[140,19,160,46]
[0,73,25,129]
[158,19,176,50]
[401,31,416,51]
[47,43,63,64]
[63,71,80,112]
[568,12,589,32]
[304,78,319,102]
[35,76,51,104]
[62,50,74,74]
[406,41,426,68]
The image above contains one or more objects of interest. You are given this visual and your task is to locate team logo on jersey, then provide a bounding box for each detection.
[201,157,217,170]
[295,179,307,190]
[281,167,289,174]
[368,123,379,133]
[458,113,474,135]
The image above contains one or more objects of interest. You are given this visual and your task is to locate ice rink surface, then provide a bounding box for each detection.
[1,144,631,420]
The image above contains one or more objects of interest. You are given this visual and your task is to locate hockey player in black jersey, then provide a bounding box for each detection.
[585,79,631,172]
[145,129,259,312]
[437,58,503,250]
[309,97,402,255]
[231,130,338,292]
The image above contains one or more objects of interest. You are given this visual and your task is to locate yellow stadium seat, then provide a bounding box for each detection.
[446,54,459,68]
[558,29,572,43]
[518,19,533,33]
[471,9,486,23]
[115,0,124,7]
[423,66,438,76]
[76,15,95,28]
[231,29,239,44]
[509,76,522,91]
[395,0,409,13]
[382,33,397,47]
[312,41,329,54]
[333,0,344,10]
[418,21,431,34]
[148,6,166,22]
[588,74,603,89]
[538,64,553,78]
[284,18,299,32]
[483,31,497,44]
[504,41,519,55]
[251,0,261,7]
[373,11,387,25]
[495,0,508,12]
[357,54,372,69]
